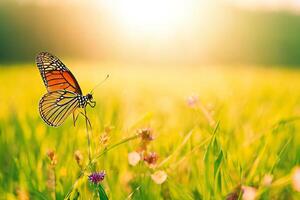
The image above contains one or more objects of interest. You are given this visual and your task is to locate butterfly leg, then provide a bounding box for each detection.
[88,101,96,108]
[71,109,92,128]
[72,111,80,127]
[79,111,92,130]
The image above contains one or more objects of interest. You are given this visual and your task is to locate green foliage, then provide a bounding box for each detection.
[0,65,300,199]
[96,184,108,200]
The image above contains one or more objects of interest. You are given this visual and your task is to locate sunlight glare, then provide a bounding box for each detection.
[103,0,197,36]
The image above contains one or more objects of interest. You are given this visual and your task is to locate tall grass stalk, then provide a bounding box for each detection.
[64,133,140,199]
[84,109,92,163]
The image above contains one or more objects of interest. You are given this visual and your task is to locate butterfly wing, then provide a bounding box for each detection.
[36,52,82,94]
[39,90,80,127]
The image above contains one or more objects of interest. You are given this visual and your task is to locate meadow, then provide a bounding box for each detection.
[0,64,300,199]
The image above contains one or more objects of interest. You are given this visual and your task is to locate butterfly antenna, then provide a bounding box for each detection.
[90,74,110,94]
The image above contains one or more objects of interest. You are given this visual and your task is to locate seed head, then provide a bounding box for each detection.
[225,185,242,200]
[74,150,83,167]
[136,128,155,151]
[137,128,154,142]
[100,133,110,146]
[104,125,114,134]
[46,149,57,166]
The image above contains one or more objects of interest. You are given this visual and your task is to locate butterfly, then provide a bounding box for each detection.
[36,52,96,127]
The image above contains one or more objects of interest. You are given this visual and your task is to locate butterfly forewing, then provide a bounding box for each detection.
[39,90,80,127]
[36,52,82,94]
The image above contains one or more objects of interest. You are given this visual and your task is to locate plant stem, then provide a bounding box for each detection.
[53,167,56,200]
[64,134,139,199]
[84,109,92,163]
[89,134,139,167]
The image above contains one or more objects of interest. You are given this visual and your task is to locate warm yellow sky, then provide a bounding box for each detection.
[228,0,300,10]
[11,0,300,11]
[2,0,300,64]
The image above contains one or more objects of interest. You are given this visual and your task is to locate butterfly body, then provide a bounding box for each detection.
[77,93,93,108]
[36,52,95,127]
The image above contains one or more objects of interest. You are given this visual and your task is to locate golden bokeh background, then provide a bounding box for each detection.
[1,1,300,199]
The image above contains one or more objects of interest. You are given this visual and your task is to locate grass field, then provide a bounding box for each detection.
[0,64,300,199]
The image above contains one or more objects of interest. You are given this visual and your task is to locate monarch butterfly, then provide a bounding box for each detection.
[36,52,98,127]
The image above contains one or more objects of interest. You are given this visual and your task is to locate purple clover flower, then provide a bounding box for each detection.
[144,152,158,165]
[88,171,106,184]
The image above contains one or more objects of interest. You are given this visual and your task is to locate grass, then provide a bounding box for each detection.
[0,64,300,199]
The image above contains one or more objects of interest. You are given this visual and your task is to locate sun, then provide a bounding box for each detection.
[102,0,196,37]
[115,0,186,34]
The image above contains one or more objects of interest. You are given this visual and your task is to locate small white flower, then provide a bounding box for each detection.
[186,95,199,108]
[242,186,257,200]
[128,151,141,166]
[151,170,167,184]
[262,174,273,186]
[292,167,300,192]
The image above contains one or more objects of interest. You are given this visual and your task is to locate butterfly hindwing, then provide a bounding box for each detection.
[39,90,80,127]
[36,52,82,94]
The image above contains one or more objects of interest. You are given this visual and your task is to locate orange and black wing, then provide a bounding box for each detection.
[36,52,82,94]
[39,90,80,127]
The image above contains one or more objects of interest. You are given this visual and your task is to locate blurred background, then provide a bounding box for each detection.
[1,0,300,66]
[1,1,300,199]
